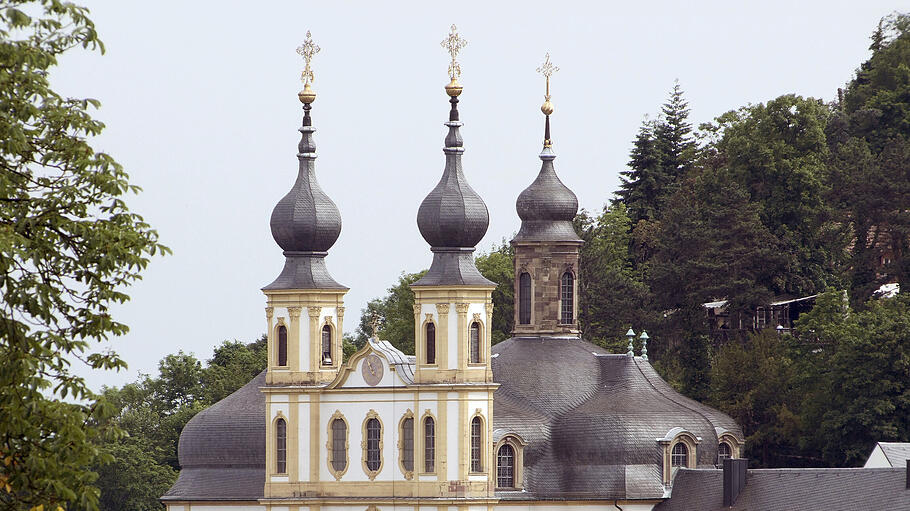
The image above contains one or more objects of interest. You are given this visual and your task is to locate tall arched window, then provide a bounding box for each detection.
[321,324,332,365]
[366,418,381,471]
[277,325,288,367]
[560,271,574,324]
[717,441,731,463]
[470,322,481,364]
[276,418,287,474]
[671,442,688,467]
[470,416,483,472]
[497,443,515,488]
[426,323,436,364]
[401,417,414,472]
[424,417,435,472]
[519,272,531,324]
[331,418,346,472]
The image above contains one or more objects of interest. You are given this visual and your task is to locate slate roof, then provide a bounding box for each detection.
[491,336,743,500]
[654,467,910,511]
[513,146,582,243]
[879,442,910,467]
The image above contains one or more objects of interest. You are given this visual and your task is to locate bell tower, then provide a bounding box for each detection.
[263,31,347,386]
[512,54,582,337]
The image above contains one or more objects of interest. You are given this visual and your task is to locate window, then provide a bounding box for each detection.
[497,443,515,488]
[519,272,531,324]
[671,442,688,467]
[276,418,287,473]
[321,324,332,365]
[426,323,436,364]
[277,325,288,366]
[718,441,731,463]
[331,418,346,472]
[560,271,574,324]
[471,416,483,472]
[366,418,381,471]
[470,322,481,364]
[401,417,414,472]
[424,417,435,472]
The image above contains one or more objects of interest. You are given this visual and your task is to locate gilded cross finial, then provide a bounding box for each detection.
[441,24,467,97]
[296,30,321,104]
[537,52,559,113]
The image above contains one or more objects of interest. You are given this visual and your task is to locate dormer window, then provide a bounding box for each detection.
[671,442,688,467]
[497,443,514,487]
[321,324,332,365]
[718,441,731,463]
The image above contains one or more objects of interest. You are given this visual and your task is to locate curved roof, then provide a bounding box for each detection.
[491,336,743,500]
[513,147,581,243]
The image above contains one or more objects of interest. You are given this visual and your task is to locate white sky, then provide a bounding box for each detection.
[56,1,904,391]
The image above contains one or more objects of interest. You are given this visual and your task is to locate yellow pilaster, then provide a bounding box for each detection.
[288,307,302,372]
[308,307,321,374]
[437,303,450,371]
[289,394,299,482]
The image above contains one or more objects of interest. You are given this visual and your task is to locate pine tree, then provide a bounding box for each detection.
[617,118,661,223]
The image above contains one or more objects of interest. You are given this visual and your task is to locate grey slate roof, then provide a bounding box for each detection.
[491,336,743,500]
[162,370,266,501]
[513,147,581,243]
[654,467,910,511]
[879,442,910,467]
[266,106,345,290]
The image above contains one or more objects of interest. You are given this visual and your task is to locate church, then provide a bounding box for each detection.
[160,26,749,511]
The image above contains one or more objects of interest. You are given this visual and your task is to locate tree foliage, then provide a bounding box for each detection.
[0,2,167,509]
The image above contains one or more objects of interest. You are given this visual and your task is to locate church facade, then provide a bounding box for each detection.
[161,28,744,511]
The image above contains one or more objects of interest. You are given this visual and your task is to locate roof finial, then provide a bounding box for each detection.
[441,24,467,98]
[640,331,649,360]
[626,328,636,356]
[296,30,321,105]
[537,53,559,148]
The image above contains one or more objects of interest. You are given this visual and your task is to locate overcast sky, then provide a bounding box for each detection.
[58,1,904,391]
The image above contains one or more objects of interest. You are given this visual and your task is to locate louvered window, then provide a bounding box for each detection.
[366,418,381,471]
[519,272,531,324]
[276,418,287,473]
[497,444,514,487]
[331,418,346,471]
[321,325,332,365]
[424,417,435,472]
[426,323,436,364]
[277,325,288,366]
[470,322,481,364]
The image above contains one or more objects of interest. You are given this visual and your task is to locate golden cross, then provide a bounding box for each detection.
[440,24,467,81]
[296,30,321,86]
[537,52,559,99]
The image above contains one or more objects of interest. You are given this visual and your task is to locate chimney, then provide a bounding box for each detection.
[723,458,748,507]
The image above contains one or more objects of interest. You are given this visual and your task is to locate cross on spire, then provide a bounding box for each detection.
[296,30,321,86]
[537,52,559,99]
[440,24,467,82]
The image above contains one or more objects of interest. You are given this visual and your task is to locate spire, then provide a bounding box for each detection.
[413,25,493,288]
[513,53,581,244]
[265,32,346,291]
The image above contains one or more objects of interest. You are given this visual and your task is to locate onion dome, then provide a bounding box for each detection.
[413,26,494,288]
[513,53,581,244]
[264,32,346,290]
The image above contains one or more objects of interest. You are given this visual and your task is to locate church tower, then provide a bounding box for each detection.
[512,54,582,337]
[262,31,348,387]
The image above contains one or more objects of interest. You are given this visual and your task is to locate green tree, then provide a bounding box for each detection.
[475,240,514,345]
[202,337,268,403]
[617,118,662,224]
[0,2,167,510]
[355,271,427,353]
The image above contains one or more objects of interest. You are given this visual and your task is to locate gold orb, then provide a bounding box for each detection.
[445,78,463,97]
[541,100,554,115]
[298,83,316,104]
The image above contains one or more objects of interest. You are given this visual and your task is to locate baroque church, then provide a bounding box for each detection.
[161,27,746,511]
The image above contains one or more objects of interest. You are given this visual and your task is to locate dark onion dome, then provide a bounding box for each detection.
[491,336,743,500]
[161,371,266,501]
[264,102,346,290]
[513,146,581,243]
[413,95,494,287]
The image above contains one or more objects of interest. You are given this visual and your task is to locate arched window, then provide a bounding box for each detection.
[718,441,731,463]
[426,323,436,364]
[401,417,414,472]
[424,417,435,472]
[321,324,332,365]
[276,418,287,473]
[366,418,381,471]
[671,442,688,467]
[470,322,481,364]
[497,443,515,488]
[470,416,483,472]
[277,325,288,367]
[519,272,531,324]
[560,271,574,324]
[331,418,346,472]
